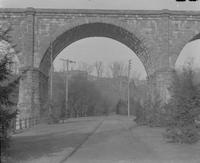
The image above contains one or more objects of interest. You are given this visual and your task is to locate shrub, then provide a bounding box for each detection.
[164,69,200,144]
[0,57,19,159]
[68,74,103,117]
[0,27,19,161]
[134,101,146,125]
[134,93,166,127]
[116,99,127,115]
[164,125,199,144]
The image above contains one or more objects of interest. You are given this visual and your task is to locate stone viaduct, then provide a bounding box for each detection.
[0,8,200,119]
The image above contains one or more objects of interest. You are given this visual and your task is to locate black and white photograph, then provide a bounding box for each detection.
[0,0,200,162]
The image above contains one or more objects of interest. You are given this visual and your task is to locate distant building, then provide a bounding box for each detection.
[53,70,88,80]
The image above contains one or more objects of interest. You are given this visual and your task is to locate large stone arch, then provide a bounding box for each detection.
[38,22,151,117]
[39,22,151,77]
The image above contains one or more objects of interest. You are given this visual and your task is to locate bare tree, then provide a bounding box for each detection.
[105,68,111,78]
[109,61,127,78]
[77,62,94,75]
[94,61,104,79]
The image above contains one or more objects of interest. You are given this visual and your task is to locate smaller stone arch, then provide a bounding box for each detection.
[170,31,200,69]
[175,32,200,70]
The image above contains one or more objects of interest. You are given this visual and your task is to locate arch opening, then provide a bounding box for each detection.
[49,37,148,117]
[38,22,150,117]
[39,22,150,77]
[175,38,200,71]
[53,37,147,80]
[175,35,200,84]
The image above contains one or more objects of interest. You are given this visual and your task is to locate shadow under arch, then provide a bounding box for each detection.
[190,33,200,42]
[39,22,151,77]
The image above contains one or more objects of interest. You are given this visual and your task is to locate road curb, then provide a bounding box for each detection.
[59,119,104,163]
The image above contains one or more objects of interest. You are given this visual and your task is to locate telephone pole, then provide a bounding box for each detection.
[127,59,132,117]
[60,58,76,115]
[50,42,53,102]
[48,41,54,119]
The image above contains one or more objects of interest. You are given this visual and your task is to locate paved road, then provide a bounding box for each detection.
[8,116,200,163]
[65,116,200,163]
[8,117,104,163]
[65,116,157,163]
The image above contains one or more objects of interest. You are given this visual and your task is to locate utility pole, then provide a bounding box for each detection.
[48,41,53,118]
[50,42,53,102]
[119,78,122,100]
[127,59,132,117]
[60,58,76,116]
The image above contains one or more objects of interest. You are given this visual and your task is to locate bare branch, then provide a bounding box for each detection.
[94,61,104,78]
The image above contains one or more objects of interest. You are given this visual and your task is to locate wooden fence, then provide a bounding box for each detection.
[10,116,40,132]
[10,115,93,133]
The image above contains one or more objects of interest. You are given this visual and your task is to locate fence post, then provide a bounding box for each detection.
[14,118,16,131]
[31,117,34,127]
[35,117,38,125]
[36,117,39,125]
[19,119,22,129]
[26,118,28,128]
[28,118,30,128]
[31,117,33,127]
[15,116,19,130]
[33,117,35,126]
[13,118,16,132]
[24,118,27,128]
[23,118,25,129]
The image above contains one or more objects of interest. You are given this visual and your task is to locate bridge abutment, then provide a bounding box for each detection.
[17,67,47,119]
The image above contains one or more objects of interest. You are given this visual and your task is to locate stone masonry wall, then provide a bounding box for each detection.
[0,8,199,119]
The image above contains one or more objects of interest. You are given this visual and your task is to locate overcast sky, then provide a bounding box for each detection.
[0,0,199,10]
[0,0,199,79]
